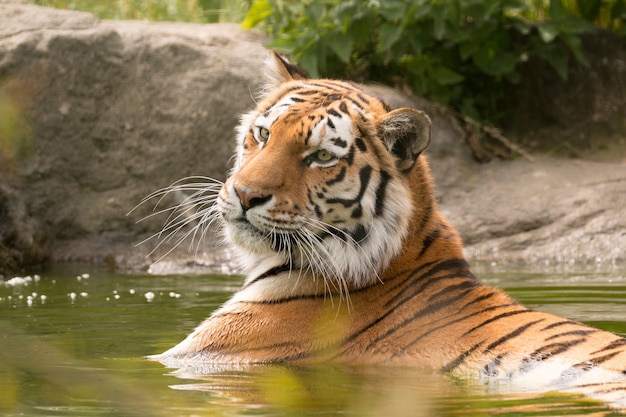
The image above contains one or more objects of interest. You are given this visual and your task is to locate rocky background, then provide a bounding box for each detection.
[0,2,624,276]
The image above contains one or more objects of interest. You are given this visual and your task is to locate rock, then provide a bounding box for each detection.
[0,3,267,274]
[0,3,624,276]
[442,158,626,267]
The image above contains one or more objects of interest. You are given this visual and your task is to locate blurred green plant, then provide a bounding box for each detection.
[0,88,33,172]
[243,0,625,125]
[29,0,249,22]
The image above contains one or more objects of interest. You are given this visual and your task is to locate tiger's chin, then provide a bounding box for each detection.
[223,217,404,294]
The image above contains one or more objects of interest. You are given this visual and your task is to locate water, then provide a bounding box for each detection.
[1,263,625,416]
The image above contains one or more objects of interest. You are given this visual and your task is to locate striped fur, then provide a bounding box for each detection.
[151,51,626,407]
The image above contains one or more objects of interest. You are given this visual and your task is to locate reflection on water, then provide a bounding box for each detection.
[1,263,624,416]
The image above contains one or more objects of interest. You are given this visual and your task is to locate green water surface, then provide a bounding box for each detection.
[1,263,625,416]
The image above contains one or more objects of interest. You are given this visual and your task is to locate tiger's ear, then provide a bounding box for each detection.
[379,108,431,173]
[265,50,308,87]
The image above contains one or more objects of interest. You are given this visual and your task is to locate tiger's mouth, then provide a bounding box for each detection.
[230,216,302,253]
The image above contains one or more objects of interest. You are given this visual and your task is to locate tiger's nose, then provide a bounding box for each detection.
[233,183,272,212]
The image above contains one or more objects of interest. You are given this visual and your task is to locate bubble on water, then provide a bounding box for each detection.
[114,294,120,300]
[27,296,33,307]
[80,292,88,298]
[68,292,77,302]
[40,295,47,304]
[129,289,135,295]
[144,292,155,302]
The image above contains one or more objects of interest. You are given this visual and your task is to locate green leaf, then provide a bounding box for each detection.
[537,22,559,43]
[378,22,404,51]
[473,47,518,75]
[327,32,354,63]
[549,0,571,21]
[379,1,406,20]
[537,43,570,79]
[561,32,590,66]
[612,0,626,19]
[575,0,601,21]
[431,3,447,40]
[459,41,479,60]
[465,1,498,26]
[241,0,272,29]
[298,50,319,79]
[348,10,377,44]
[304,1,325,24]
[429,65,465,86]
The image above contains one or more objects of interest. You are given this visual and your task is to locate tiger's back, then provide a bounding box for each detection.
[151,51,626,408]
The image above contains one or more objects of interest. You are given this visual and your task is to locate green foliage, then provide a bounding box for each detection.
[243,0,625,124]
[29,0,249,23]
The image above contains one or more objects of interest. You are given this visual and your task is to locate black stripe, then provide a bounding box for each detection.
[326,165,372,208]
[242,264,292,289]
[328,108,342,118]
[457,290,505,311]
[576,381,626,393]
[356,93,370,106]
[333,262,465,351]
[461,309,536,338]
[330,137,348,148]
[483,353,508,377]
[355,137,367,152]
[350,224,368,243]
[346,96,364,110]
[591,338,626,355]
[588,350,622,365]
[374,170,390,217]
[418,227,441,259]
[528,338,586,361]
[344,144,356,165]
[297,89,325,96]
[541,320,579,331]
[404,303,520,352]
[415,202,433,238]
[305,82,345,91]
[483,319,545,353]
[327,117,335,129]
[544,329,597,341]
[324,227,348,242]
[364,287,479,352]
[441,342,484,373]
[339,101,349,113]
[383,259,474,310]
[304,127,313,146]
[427,280,479,303]
[326,166,347,186]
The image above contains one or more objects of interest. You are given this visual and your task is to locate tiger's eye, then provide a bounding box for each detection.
[258,127,270,142]
[316,149,334,161]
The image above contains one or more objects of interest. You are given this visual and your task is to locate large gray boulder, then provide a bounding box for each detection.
[0,3,624,276]
[0,3,267,273]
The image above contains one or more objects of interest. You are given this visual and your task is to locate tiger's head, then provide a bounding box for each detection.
[218,51,431,291]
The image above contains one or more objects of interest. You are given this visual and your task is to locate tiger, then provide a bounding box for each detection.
[149,51,626,407]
